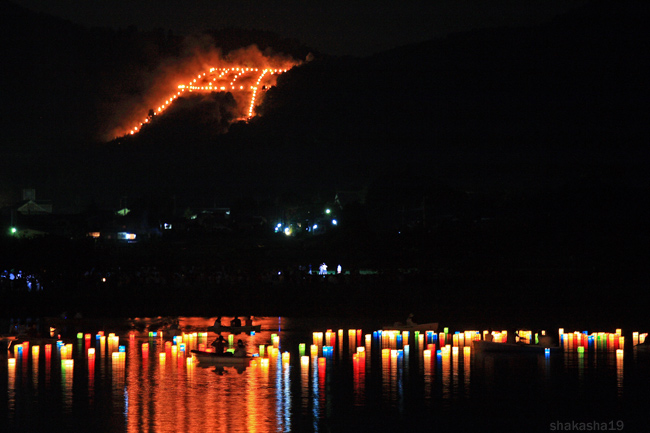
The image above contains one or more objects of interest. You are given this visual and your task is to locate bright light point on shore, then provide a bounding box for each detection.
[313,224,318,230]
[10,227,17,234]
[277,223,282,228]
[332,219,337,225]
[284,227,291,236]
[325,209,331,214]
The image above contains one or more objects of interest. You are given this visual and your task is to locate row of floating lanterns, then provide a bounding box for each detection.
[558,329,648,352]
[8,326,649,368]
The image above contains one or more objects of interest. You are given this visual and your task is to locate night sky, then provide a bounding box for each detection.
[1,0,650,326]
[10,0,586,56]
[2,0,649,210]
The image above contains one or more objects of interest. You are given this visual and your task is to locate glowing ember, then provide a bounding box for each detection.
[121,66,293,138]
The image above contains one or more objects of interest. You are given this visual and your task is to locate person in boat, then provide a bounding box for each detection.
[507,330,522,344]
[406,313,417,327]
[242,316,252,326]
[485,328,494,342]
[233,339,246,357]
[213,317,222,329]
[211,335,226,354]
[231,316,242,327]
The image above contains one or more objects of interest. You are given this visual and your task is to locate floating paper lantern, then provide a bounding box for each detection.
[77,333,83,339]
[88,348,95,356]
[8,358,16,367]
[282,352,290,363]
[310,344,318,358]
[301,356,309,368]
[299,343,306,357]
[159,353,166,362]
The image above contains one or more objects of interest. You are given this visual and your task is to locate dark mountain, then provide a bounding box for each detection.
[1,0,648,213]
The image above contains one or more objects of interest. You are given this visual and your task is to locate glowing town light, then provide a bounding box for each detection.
[325,209,331,214]
[332,219,337,225]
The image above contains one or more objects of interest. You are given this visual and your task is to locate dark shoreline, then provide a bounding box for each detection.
[3,267,647,334]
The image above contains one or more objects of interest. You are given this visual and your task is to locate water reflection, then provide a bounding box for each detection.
[3,317,647,432]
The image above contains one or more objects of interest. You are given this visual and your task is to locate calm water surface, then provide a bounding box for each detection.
[2,317,650,432]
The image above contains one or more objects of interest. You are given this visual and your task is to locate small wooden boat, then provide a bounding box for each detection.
[208,324,262,334]
[634,342,650,352]
[383,322,439,332]
[191,350,252,365]
[473,340,561,354]
[1,335,18,350]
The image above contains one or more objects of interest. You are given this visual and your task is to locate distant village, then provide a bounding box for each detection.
[1,188,378,243]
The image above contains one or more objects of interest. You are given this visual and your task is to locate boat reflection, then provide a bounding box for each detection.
[4,317,646,433]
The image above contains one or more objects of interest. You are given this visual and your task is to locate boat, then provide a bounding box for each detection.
[208,324,262,334]
[1,335,18,350]
[634,342,650,352]
[191,350,252,365]
[473,340,561,354]
[382,322,439,332]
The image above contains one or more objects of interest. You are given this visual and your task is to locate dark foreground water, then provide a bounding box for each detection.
[2,317,650,433]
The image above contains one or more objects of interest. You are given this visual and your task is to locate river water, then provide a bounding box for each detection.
[2,317,650,432]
